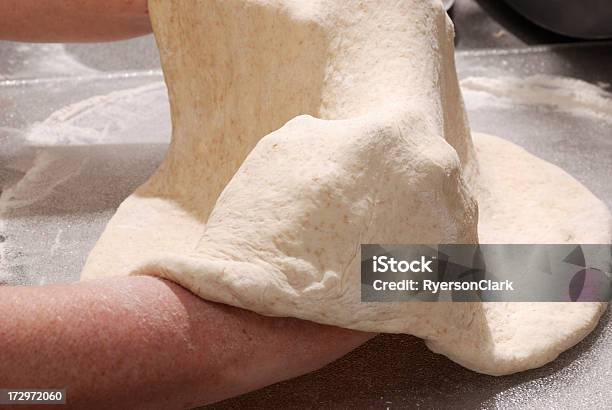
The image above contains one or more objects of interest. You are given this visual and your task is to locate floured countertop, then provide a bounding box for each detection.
[0,36,611,409]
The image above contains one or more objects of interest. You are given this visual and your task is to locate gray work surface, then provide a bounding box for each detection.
[1,1,611,409]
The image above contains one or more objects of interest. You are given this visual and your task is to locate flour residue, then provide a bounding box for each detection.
[2,81,170,209]
[0,82,171,284]
[27,82,170,146]
[461,75,612,121]
[1,44,98,80]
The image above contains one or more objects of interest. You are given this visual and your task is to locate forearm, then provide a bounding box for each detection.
[0,276,373,408]
[0,0,151,42]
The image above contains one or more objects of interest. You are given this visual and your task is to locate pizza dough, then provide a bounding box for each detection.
[81,0,610,375]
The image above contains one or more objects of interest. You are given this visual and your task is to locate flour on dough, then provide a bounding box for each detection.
[81,0,610,376]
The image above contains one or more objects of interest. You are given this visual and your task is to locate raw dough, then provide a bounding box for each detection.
[81,0,610,375]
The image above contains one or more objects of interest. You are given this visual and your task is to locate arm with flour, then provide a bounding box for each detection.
[0,0,152,42]
[0,276,374,408]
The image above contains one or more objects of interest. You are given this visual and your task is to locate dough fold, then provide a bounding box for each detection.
[82,0,610,375]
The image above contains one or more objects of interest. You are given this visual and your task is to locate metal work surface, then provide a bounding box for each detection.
[0,11,611,410]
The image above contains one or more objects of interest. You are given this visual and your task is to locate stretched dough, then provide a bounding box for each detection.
[82,0,610,375]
